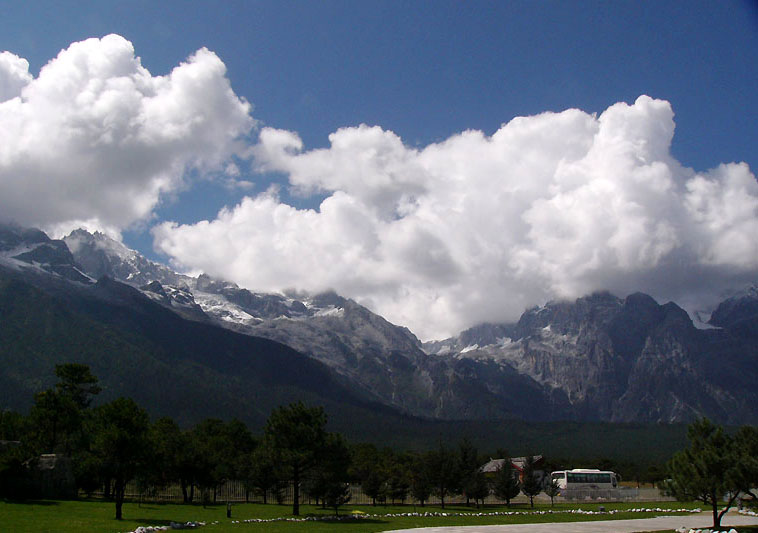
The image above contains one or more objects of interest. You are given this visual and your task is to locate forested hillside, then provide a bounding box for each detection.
[0,265,691,464]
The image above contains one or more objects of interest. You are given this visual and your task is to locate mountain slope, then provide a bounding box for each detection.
[428,291,758,424]
[63,229,570,421]
[0,263,406,436]
[7,224,757,425]
[0,256,694,462]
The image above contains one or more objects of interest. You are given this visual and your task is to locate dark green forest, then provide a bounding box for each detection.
[0,365,665,519]
[0,270,689,466]
[3,363,757,527]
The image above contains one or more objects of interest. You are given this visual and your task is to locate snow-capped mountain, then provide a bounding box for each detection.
[5,223,757,424]
[425,291,758,424]
[0,246,395,436]
[63,229,190,287]
[62,228,563,420]
[708,285,758,339]
[0,224,91,283]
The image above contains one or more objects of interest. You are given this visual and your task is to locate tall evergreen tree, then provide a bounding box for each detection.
[28,390,75,453]
[141,417,184,497]
[734,426,758,502]
[544,474,561,506]
[91,398,150,520]
[29,363,101,456]
[520,455,542,508]
[409,454,432,507]
[663,418,744,529]
[263,402,327,516]
[350,443,386,506]
[304,433,350,507]
[317,433,352,514]
[458,437,480,506]
[54,363,102,409]
[464,469,490,508]
[243,443,281,504]
[733,425,758,504]
[426,444,460,509]
[325,480,351,515]
[387,460,410,505]
[492,459,520,506]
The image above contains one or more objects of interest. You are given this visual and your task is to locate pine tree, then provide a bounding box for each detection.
[520,456,542,508]
[662,418,744,529]
[492,459,520,506]
[325,481,351,515]
[464,470,490,508]
[91,398,150,520]
[426,444,460,509]
[544,475,560,506]
[263,402,327,516]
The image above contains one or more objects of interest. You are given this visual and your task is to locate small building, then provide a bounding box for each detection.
[480,455,545,483]
[25,454,77,499]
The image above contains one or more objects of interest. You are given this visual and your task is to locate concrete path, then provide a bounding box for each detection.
[385,512,758,533]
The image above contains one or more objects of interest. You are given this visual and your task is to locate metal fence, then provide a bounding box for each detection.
[558,487,638,501]
[86,481,672,505]
[87,481,398,505]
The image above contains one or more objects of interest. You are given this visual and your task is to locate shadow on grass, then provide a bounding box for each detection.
[130,518,174,526]
[1,499,60,506]
[300,516,388,525]
[183,503,224,509]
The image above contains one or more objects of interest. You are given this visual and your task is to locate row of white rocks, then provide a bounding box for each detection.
[676,529,738,533]
[127,521,204,532]
[230,507,699,524]
[674,509,758,533]
[123,507,702,532]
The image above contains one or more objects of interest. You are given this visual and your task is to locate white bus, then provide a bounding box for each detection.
[550,469,619,491]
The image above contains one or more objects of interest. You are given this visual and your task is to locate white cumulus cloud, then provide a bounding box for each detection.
[0,34,254,237]
[154,96,758,340]
[0,51,33,102]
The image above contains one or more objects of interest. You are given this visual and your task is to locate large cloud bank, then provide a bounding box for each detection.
[2,37,755,340]
[0,35,253,237]
[154,96,758,340]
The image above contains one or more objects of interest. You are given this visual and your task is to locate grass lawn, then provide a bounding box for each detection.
[0,499,706,533]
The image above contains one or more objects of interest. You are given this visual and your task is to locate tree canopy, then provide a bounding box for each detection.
[91,397,150,520]
[54,363,102,409]
[663,418,757,529]
[263,402,328,516]
[426,444,460,509]
[492,459,521,506]
[520,455,542,508]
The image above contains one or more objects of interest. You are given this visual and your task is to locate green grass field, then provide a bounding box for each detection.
[0,499,708,533]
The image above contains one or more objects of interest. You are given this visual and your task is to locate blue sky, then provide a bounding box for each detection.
[1,1,757,338]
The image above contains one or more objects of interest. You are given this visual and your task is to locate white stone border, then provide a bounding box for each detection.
[122,506,702,531]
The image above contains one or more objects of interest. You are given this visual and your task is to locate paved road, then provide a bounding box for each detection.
[385,512,758,533]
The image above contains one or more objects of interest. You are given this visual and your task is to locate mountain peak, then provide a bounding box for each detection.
[624,292,659,309]
[3,223,758,425]
[708,283,758,334]
[64,227,187,288]
[0,223,90,283]
[0,223,51,251]
[64,228,134,261]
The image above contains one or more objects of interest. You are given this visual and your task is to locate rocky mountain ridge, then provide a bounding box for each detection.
[3,223,757,424]
[60,227,561,420]
[426,290,758,423]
